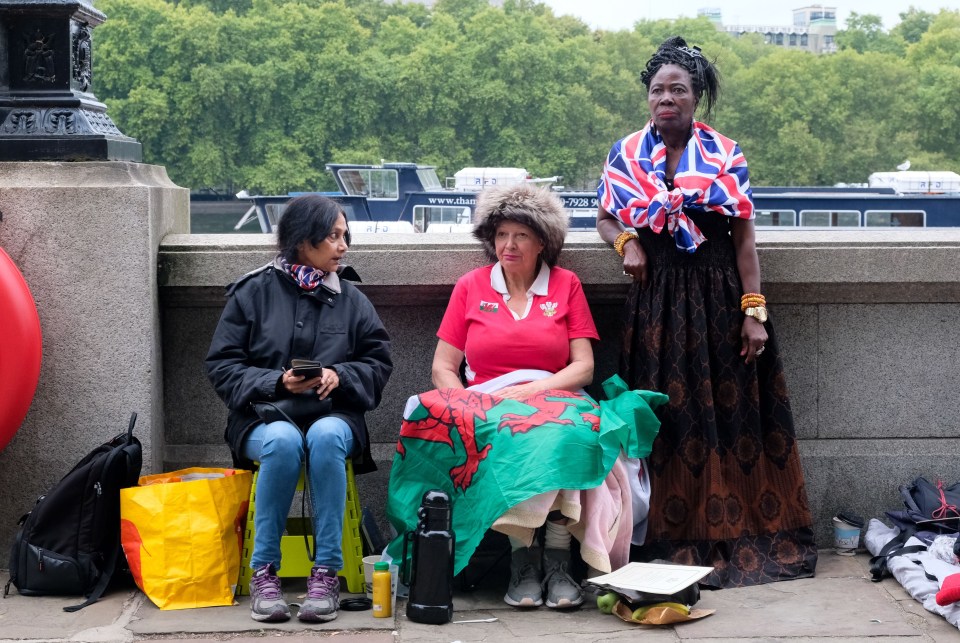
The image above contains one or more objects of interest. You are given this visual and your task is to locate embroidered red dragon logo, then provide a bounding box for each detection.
[397,388,599,491]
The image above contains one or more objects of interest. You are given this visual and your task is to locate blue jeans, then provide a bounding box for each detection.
[240,416,354,571]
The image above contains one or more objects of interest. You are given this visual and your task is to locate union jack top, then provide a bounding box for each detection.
[598,120,754,253]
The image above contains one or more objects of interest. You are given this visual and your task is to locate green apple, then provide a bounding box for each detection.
[596,591,618,614]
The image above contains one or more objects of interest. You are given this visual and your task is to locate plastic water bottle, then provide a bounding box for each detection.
[372,561,392,618]
[405,489,454,624]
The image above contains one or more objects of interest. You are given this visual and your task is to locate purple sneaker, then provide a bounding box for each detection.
[249,564,291,622]
[298,565,340,622]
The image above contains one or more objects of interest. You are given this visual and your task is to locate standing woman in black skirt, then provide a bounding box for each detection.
[596,36,817,588]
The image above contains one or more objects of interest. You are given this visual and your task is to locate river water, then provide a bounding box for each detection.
[190,200,260,233]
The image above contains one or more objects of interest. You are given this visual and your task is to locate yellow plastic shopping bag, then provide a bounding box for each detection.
[120,467,252,610]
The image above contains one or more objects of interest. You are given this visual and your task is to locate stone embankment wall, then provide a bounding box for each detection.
[2,184,959,552]
[158,229,960,548]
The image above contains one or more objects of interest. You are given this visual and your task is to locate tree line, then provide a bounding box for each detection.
[93,0,960,194]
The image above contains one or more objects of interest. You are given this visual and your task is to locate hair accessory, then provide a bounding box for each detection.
[614,230,639,257]
[678,45,704,59]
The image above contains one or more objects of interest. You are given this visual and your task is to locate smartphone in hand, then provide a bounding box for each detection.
[290,358,323,379]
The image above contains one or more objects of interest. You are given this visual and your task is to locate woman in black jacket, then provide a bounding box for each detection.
[206,195,392,624]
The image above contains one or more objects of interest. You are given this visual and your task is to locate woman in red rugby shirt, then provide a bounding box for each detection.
[431,183,600,610]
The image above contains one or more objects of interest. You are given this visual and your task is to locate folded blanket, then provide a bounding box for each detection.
[492,456,632,573]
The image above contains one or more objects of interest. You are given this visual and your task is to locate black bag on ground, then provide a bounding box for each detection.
[4,413,142,612]
[899,477,960,527]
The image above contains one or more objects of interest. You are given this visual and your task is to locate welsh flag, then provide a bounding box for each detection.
[386,375,668,573]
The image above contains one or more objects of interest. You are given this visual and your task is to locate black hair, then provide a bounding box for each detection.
[640,36,721,122]
[276,194,349,264]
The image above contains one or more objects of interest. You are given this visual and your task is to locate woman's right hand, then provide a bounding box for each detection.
[622,238,649,290]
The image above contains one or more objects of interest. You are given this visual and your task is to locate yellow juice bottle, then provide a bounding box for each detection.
[372,561,392,618]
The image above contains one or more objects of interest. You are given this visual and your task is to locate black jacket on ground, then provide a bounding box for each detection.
[205,260,392,474]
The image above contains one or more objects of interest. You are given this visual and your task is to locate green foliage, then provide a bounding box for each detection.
[836,12,905,55]
[93,0,960,192]
[893,7,936,43]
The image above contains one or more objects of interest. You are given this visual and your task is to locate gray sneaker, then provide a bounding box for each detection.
[298,565,340,622]
[249,564,291,622]
[504,547,543,607]
[542,548,583,609]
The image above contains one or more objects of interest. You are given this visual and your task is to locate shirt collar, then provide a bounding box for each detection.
[490,261,550,296]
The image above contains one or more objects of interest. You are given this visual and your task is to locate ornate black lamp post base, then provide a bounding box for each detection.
[0,0,142,162]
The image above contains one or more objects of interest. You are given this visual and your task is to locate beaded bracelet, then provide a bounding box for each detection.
[614,231,639,257]
[740,293,766,312]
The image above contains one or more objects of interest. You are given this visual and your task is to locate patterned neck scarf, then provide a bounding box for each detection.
[279,256,327,291]
[598,120,754,253]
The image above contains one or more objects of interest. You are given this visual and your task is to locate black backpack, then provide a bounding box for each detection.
[4,413,142,611]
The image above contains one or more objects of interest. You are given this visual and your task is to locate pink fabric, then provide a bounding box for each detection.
[491,458,633,573]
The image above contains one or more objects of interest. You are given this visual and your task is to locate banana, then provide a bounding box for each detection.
[656,601,691,615]
[630,601,690,620]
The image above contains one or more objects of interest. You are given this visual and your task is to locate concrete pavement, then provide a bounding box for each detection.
[1,552,957,642]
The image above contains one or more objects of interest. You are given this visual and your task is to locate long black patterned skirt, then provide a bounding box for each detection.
[624,213,817,588]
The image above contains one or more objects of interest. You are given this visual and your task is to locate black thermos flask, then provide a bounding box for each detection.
[405,489,455,624]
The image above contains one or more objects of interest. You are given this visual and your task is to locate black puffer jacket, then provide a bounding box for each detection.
[205,260,392,474]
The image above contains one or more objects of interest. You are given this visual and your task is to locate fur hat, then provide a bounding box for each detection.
[472,183,569,267]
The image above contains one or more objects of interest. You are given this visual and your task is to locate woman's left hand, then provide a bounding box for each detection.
[314,367,340,400]
[493,381,542,401]
[740,317,768,365]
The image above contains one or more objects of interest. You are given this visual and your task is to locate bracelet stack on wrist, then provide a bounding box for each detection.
[740,293,766,311]
[613,230,638,257]
[741,292,768,323]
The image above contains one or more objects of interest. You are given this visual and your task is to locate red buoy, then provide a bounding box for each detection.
[0,248,42,453]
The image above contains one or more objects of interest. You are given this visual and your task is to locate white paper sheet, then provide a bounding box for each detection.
[589,562,714,595]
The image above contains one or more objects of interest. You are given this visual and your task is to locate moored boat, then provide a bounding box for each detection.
[231,165,960,233]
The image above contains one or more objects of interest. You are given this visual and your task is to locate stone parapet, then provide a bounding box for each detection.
[157,229,960,548]
[0,161,187,550]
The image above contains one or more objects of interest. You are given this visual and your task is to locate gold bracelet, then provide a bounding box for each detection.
[614,231,638,257]
[740,292,766,312]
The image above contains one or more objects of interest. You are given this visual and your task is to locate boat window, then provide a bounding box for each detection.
[336,169,399,200]
[864,210,925,227]
[413,205,471,232]
[755,209,796,227]
[799,210,860,227]
[416,169,442,190]
[566,209,597,229]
